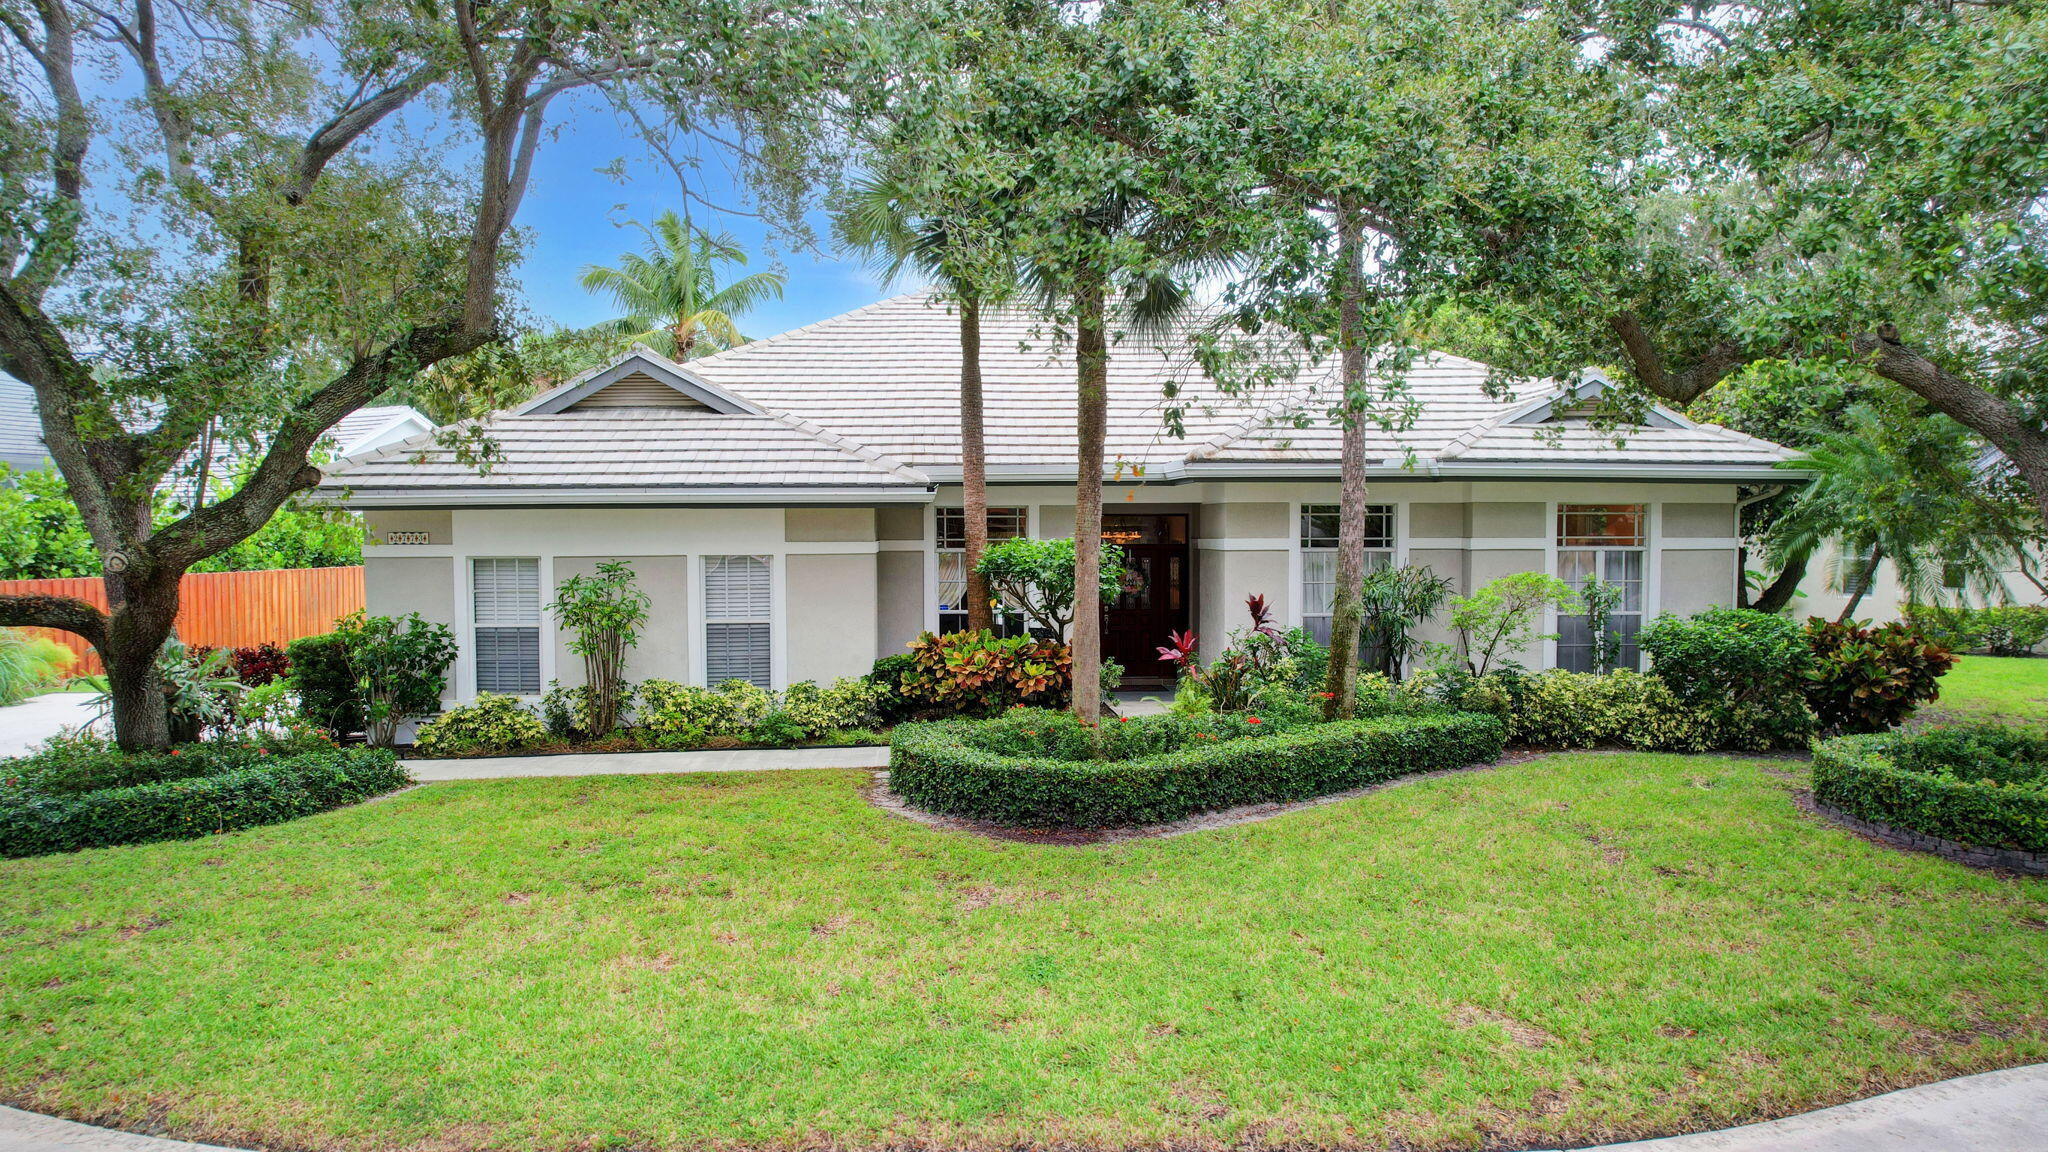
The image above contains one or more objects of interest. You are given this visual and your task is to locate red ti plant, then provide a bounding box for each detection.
[1157,629,1201,672]
[1246,594,1282,639]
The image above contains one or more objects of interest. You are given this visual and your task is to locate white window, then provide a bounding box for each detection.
[472,558,541,694]
[936,506,1027,634]
[1299,504,1395,645]
[1556,504,1646,672]
[704,555,773,689]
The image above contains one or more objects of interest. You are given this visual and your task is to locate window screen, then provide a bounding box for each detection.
[472,558,541,694]
[704,555,772,688]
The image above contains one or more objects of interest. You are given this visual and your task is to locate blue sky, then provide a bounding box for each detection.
[508,99,915,342]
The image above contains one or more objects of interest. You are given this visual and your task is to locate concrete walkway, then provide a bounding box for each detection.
[0,692,98,757]
[3,1064,2044,1152]
[403,743,888,780]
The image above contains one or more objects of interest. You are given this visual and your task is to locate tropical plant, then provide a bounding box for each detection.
[335,613,459,749]
[79,639,243,744]
[1439,573,1578,677]
[1357,565,1454,684]
[837,172,1014,633]
[1160,597,1326,713]
[579,212,786,360]
[1639,609,1812,709]
[0,630,73,706]
[975,538,1129,641]
[1802,618,1958,734]
[548,560,651,737]
[411,694,549,757]
[901,630,1073,715]
[1578,577,1627,673]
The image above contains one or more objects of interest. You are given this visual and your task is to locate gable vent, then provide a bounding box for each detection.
[566,371,710,410]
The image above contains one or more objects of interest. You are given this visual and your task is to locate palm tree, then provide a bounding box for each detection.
[579,212,786,359]
[835,175,1011,633]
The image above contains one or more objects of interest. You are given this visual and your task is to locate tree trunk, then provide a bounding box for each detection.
[960,296,995,634]
[1836,547,1882,624]
[1749,545,1812,615]
[1070,275,1109,722]
[101,570,181,750]
[1322,202,1369,720]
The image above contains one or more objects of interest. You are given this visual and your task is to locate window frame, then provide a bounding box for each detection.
[1553,503,1649,673]
[702,553,775,689]
[1297,503,1397,647]
[470,556,543,696]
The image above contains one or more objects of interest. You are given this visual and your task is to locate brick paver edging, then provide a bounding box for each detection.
[1809,796,2048,875]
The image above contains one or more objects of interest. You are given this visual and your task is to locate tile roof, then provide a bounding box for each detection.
[322,289,1796,499]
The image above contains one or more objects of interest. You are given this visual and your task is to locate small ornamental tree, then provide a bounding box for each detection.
[1442,573,1578,677]
[975,539,1128,641]
[337,613,458,749]
[548,561,650,736]
[1357,565,1455,684]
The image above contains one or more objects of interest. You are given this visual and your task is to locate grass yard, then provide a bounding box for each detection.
[2,755,2044,1152]
[1928,655,2048,724]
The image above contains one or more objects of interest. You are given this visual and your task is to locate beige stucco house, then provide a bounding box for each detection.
[319,292,1797,703]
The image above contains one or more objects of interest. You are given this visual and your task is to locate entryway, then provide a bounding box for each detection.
[1100,513,1192,684]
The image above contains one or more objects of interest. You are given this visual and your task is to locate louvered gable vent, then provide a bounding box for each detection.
[565,370,711,410]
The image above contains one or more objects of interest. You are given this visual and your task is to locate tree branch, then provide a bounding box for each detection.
[0,594,108,650]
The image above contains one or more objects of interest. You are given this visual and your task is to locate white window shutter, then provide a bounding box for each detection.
[704,556,772,689]
[473,558,541,694]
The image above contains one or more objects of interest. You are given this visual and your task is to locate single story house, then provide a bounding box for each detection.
[319,292,1796,703]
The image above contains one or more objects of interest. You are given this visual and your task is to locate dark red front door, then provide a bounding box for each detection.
[1101,514,1191,682]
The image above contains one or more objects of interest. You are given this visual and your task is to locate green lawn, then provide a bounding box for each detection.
[2,756,2044,1152]
[1929,655,2048,723]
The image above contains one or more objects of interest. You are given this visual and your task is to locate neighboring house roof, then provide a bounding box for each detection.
[321,291,1798,504]
[329,405,435,459]
[324,349,930,505]
[0,370,49,471]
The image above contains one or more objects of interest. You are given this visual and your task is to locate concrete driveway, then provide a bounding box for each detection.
[0,692,99,757]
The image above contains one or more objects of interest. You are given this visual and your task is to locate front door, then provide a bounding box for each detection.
[1101,514,1191,683]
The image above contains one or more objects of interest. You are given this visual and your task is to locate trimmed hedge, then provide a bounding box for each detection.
[1812,728,2048,853]
[1,746,411,858]
[889,710,1505,827]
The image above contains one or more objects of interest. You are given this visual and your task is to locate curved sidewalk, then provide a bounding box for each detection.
[4,1064,2046,1152]
[402,744,888,780]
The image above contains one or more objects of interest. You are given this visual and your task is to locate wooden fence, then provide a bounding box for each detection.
[0,566,365,674]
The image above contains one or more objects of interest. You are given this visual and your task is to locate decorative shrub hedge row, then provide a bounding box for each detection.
[0,746,411,858]
[888,709,1505,827]
[1812,726,2047,854]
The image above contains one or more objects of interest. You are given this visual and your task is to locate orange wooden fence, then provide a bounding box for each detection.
[0,566,365,674]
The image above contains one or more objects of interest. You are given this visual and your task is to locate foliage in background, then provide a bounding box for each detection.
[579,213,787,359]
[0,466,98,579]
[975,539,1128,641]
[1814,727,2047,854]
[285,634,361,738]
[1458,669,1815,754]
[1903,604,2048,658]
[0,630,73,706]
[548,561,650,737]
[1358,566,1454,682]
[1578,577,1626,672]
[1438,573,1578,677]
[1802,619,1957,735]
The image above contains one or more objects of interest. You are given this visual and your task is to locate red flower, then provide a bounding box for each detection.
[168,749,180,756]
[1317,691,1335,700]
[1246,716,1262,725]
[1118,717,1131,723]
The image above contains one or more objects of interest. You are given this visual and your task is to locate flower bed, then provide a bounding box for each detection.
[1811,726,2048,859]
[888,709,1505,827]
[0,738,411,858]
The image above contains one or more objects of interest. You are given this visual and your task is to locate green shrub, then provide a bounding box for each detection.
[0,743,408,858]
[902,630,1072,715]
[1813,727,2048,852]
[747,711,809,748]
[1640,608,1810,707]
[889,710,1505,827]
[1451,668,1814,752]
[1802,618,1957,734]
[540,680,639,741]
[777,678,886,737]
[287,632,363,736]
[411,693,549,756]
[865,654,921,723]
[636,679,776,743]
[0,629,74,705]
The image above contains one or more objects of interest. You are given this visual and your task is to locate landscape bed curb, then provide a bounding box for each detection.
[1807,795,2048,875]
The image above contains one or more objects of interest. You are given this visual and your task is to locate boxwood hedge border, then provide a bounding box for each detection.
[1,747,412,858]
[1811,732,2048,866]
[888,711,1506,827]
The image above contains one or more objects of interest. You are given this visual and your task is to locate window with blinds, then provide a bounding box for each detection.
[472,558,541,694]
[936,507,1028,634]
[1299,504,1395,645]
[704,555,772,688]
